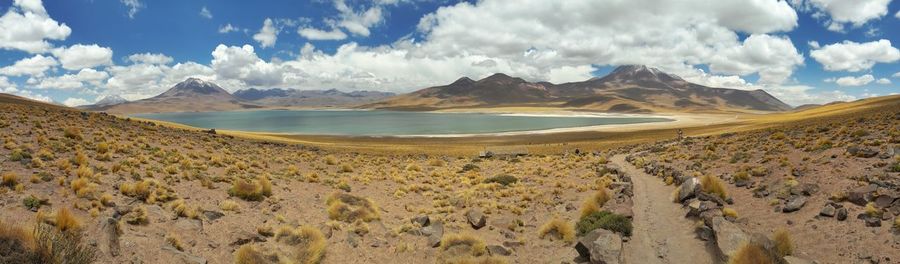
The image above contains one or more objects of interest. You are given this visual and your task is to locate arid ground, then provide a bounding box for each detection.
[1,94,898,264]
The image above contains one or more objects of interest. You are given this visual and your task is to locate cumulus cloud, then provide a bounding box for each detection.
[127,53,174,65]
[252,18,278,48]
[834,74,874,86]
[51,44,114,70]
[104,61,215,100]
[121,0,143,19]
[791,0,891,31]
[876,78,891,84]
[199,6,212,19]
[0,54,58,77]
[810,39,900,72]
[298,27,348,40]
[62,97,90,106]
[218,23,243,34]
[211,44,283,86]
[0,0,72,53]
[35,68,109,89]
[709,34,804,84]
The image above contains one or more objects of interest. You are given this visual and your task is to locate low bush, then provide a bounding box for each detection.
[700,175,728,200]
[576,211,632,237]
[538,218,575,243]
[728,242,774,264]
[483,174,518,186]
[325,192,379,223]
[772,228,793,257]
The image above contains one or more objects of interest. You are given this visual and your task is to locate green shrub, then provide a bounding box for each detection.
[576,211,632,237]
[483,175,518,186]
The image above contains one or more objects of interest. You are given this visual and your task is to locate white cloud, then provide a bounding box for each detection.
[252,18,278,48]
[35,68,109,89]
[334,0,384,37]
[810,39,900,72]
[807,41,820,49]
[127,53,173,65]
[0,54,58,77]
[893,72,900,78]
[764,85,857,105]
[791,0,891,31]
[298,27,348,40]
[103,61,215,100]
[218,23,243,34]
[62,97,90,106]
[121,0,143,19]
[709,34,804,84]
[876,78,891,84]
[834,74,874,86]
[211,44,283,86]
[51,44,113,70]
[199,6,212,19]
[0,0,72,53]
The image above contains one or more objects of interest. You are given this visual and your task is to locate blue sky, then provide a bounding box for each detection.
[0,0,897,106]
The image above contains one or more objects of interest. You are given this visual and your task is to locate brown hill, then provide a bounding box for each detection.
[96,78,260,114]
[365,65,792,113]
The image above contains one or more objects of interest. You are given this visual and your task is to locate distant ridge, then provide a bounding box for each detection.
[365,65,792,113]
[96,78,258,114]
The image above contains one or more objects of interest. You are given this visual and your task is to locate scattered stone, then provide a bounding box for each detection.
[678,177,700,202]
[465,209,486,229]
[202,210,224,222]
[791,183,820,196]
[502,241,524,248]
[687,200,702,217]
[819,204,836,217]
[421,221,444,247]
[874,195,895,208]
[574,229,623,264]
[836,208,848,221]
[695,225,714,241]
[848,185,877,206]
[347,232,360,248]
[711,216,749,259]
[864,216,882,227]
[783,196,807,213]
[487,245,512,256]
[411,215,430,227]
[103,218,120,257]
[847,146,878,158]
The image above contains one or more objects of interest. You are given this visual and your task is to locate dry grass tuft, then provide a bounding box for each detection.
[727,242,774,264]
[220,200,240,212]
[439,233,486,257]
[722,207,738,218]
[700,175,728,200]
[234,244,268,264]
[1,171,17,188]
[166,233,185,251]
[229,175,273,201]
[579,189,610,218]
[772,228,793,257]
[326,192,379,223]
[538,218,575,243]
[54,207,80,232]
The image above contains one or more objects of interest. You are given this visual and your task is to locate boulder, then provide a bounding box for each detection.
[819,204,836,217]
[864,216,882,227]
[202,210,225,222]
[790,183,819,196]
[162,245,207,264]
[678,177,701,202]
[487,245,512,256]
[411,215,430,227]
[465,209,486,229]
[874,195,895,209]
[783,196,807,213]
[687,200,702,217]
[695,225,714,241]
[836,208,848,221]
[848,185,878,206]
[574,229,623,264]
[711,216,749,259]
[421,221,444,247]
[102,218,120,257]
[847,146,878,158]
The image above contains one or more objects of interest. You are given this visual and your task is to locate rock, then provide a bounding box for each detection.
[874,195,895,208]
[836,208,848,221]
[347,232,360,248]
[411,215,430,227]
[502,241,524,248]
[791,183,820,196]
[687,200,702,217]
[161,245,207,264]
[574,229,623,264]
[202,210,225,222]
[711,216,749,259]
[103,218,120,257]
[847,146,878,158]
[678,177,701,202]
[229,231,266,246]
[421,221,444,247]
[465,209,486,229]
[695,225,714,241]
[864,216,882,227]
[487,245,512,256]
[783,256,815,264]
[174,218,203,232]
[783,196,807,213]
[848,185,878,206]
[319,224,333,239]
[819,204,836,217]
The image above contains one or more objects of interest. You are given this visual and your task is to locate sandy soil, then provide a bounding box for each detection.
[612,154,718,264]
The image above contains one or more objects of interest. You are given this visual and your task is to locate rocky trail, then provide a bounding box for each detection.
[610,154,718,264]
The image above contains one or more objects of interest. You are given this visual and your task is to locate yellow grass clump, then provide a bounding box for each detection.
[772,228,793,257]
[220,200,240,211]
[700,175,728,200]
[1,171,17,188]
[325,192,379,223]
[54,207,80,232]
[579,189,611,218]
[538,218,575,243]
[722,208,738,218]
[728,242,774,264]
[229,175,273,201]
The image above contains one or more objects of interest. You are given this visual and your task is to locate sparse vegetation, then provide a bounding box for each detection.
[728,242,774,264]
[326,192,379,222]
[772,228,793,257]
[699,174,727,200]
[579,189,611,218]
[483,174,518,186]
[538,217,575,243]
[576,211,632,237]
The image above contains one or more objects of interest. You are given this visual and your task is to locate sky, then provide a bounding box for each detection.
[0,0,897,107]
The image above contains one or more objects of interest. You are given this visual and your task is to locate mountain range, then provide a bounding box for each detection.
[233,88,394,107]
[365,65,791,113]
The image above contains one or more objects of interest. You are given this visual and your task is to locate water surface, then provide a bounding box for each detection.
[134,110,672,136]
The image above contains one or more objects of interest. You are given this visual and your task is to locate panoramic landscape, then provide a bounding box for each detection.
[1,0,899,264]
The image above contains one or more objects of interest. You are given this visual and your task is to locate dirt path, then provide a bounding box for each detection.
[610,154,718,264]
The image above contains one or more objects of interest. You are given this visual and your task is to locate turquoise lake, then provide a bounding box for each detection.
[133,110,673,136]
